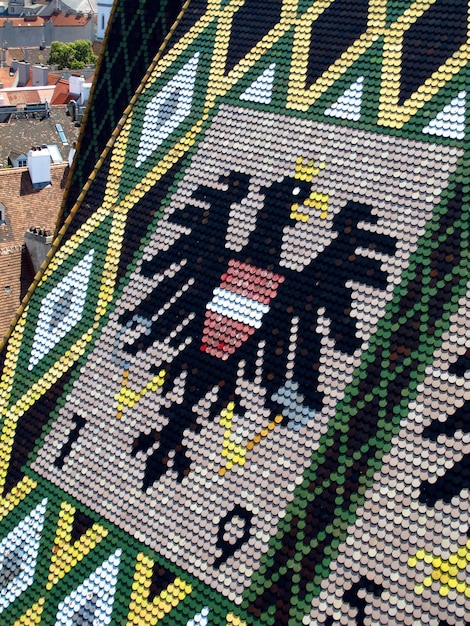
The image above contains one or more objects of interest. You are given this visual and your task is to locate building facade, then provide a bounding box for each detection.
[0,14,95,49]
[96,0,112,39]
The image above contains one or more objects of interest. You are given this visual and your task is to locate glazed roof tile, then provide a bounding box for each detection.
[1,1,470,625]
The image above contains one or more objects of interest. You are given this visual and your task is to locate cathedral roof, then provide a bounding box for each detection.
[1,1,470,624]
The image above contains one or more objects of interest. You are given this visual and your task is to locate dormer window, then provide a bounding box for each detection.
[0,202,5,225]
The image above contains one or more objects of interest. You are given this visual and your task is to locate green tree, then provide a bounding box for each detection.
[48,40,97,70]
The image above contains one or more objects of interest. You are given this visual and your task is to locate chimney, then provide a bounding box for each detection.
[69,74,84,96]
[32,65,49,87]
[80,81,91,105]
[14,60,30,87]
[27,147,51,188]
[24,227,53,274]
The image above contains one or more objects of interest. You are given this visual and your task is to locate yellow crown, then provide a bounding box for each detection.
[294,155,326,182]
[291,156,329,221]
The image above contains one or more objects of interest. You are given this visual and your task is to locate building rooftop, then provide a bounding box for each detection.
[0,105,79,166]
[59,0,97,13]
[49,77,72,105]
[0,67,18,89]
[3,68,63,90]
[5,47,51,67]
[0,16,47,27]
[0,163,67,249]
[0,10,94,28]
[1,86,55,104]
[49,12,93,27]
[0,163,67,339]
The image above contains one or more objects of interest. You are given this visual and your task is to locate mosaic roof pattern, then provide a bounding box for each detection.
[1,0,470,624]
[64,0,183,217]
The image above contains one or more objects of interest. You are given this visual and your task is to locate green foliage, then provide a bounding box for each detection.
[48,40,97,70]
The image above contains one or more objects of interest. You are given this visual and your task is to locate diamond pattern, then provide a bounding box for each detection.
[28,250,95,370]
[135,53,200,167]
[0,499,47,613]
[54,549,121,626]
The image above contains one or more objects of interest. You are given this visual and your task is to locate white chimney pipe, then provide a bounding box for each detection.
[27,147,51,188]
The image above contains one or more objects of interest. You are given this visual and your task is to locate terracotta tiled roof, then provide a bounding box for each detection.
[0,250,23,341]
[5,89,45,104]
[0,17,46,27]
[0,163,67,339]
[47,72,62,86]
[49,13,91,27]
[0,68,18,90]
[1,84,58,103]
[50,78,72,105]
[0,164,67,248]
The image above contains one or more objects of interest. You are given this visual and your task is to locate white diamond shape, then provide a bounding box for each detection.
[240,63,276,104]
[325,76,364,121]
[54,549,121,626]
[28,249,95,370]
[0,498,47,613]
[423,90,466,140]
[186,606,210,626]
[135,53,200,168]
